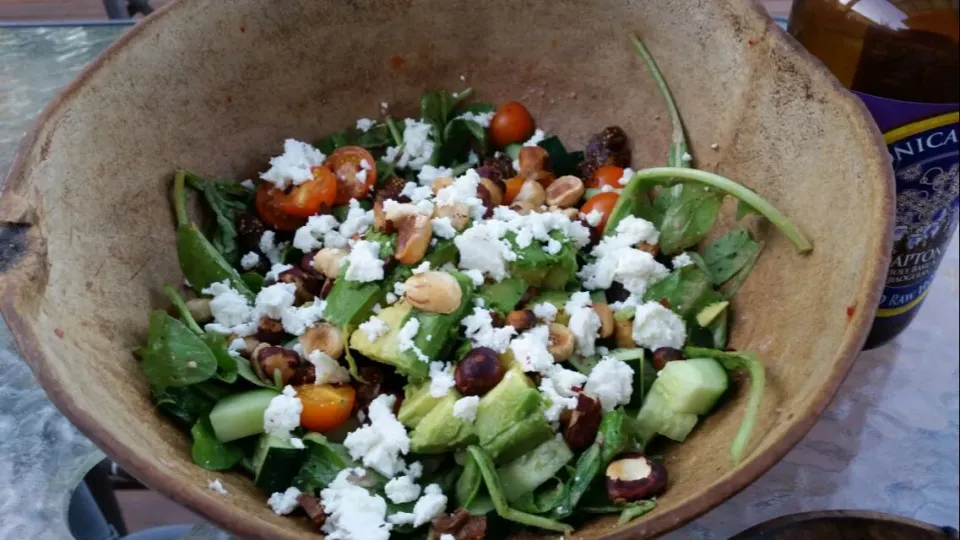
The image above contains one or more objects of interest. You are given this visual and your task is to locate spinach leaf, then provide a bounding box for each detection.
[240,272,265,294]
[442,118,487,162]
[721,242,764,300]
[642,265,715,318]
[553,410,630,519]
[702,228,762,285]
[657,185,723,254]
[154,382,229,427]
[537,136,584,177]
[191,416,243,470]
[141,310,218,390]
[318,131,351,155]
[201,333,239,384]
[465,446,573,533]
[736,199,760,220]
[384,116,403,146]
[183,171,250,267]
[511,479,567,514]
[291,435,353,495]
[173,171,255,300]
[684,347,766,464]
[319,125,394,154]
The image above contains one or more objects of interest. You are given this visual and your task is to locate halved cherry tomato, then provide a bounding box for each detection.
[503,176,527,205]
[588,165,625,189]
[296,383,357,433]
[256,183,307,231]
[326,146,377,204]
[490,102,534,148]
[580,192,620,233]
[257,166,337,229]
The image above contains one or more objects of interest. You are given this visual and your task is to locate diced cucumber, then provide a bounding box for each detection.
[635,385,699,443]
[208,388,279,443]
[497,436,573,502]
[607,348,646,363]
[252,433,307,493]
[657,358,728,415]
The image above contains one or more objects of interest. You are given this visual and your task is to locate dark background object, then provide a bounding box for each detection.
[732,510,960,540]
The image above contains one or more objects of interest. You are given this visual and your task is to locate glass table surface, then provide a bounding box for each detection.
[1,24,957,540]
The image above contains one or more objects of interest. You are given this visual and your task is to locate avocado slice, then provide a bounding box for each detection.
[348,302,428,377]
[409,392,478,453]
[397,382,443,429]
[323,278,383,327]
[696,301,729,327]
[477,276,529,314]
[508,231,578,290]
[483,415,555,464]
[473,368,554,461]
[402,271,475,365]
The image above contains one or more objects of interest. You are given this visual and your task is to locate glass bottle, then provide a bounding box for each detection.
[789,0,959,349]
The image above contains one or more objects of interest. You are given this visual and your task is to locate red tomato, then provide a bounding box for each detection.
[489,102,534,148]
[580,192,620,233]
[503,176,527,205]
[296,384,357,433]
[589,165,625,189]
[256,183,307,231]
[256,166,338,229]
[326,146,377,204]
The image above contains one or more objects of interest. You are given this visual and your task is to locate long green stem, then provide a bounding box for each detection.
[163,284,203,335]
[384,116,403,147]
[173,170,189,227]
[727,355,765,464]
[630,167,813,253]
[632,35,688,167]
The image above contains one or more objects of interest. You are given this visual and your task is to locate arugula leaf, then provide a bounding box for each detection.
[182,171,250,267]
[702,228,763,285]
[191,416,243,470]
[141,310,218,390]
[291,436,353,495]
[355,125,393,148]
[657,185,723,254]
[683,347,766,464]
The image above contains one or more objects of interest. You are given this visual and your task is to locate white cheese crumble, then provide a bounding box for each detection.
[523,129,547,147]
[359,316,390,343]
[417,165,454,186]
[397,318,429,362]
[681,152,693,163]
[393,118,435,171]
[290,437,306,449]
[343,395,410,477]
[436,168,487,221]
[532,302,558,322]
[240,251,261,271]
[411,484,448,527]
[584,209,604,227]
[579,216,669,296]
[564,292,602,357]
[202,281,256,336]
[342,240,385,282]
[208,479,228,495]
[441,535,456,540]
[631,301,687,350]
[240,179,255,190]
[672,252,695,269]
[428,362,455,398]
[339,199,375,239]
[584,357,635,411]
[453,395,480,422]
[431,216,458,239]
[456,110,495,128]
[356,118,376,132]
[267,486,302,515]
[265,263,293,282]
[412,261,431,274]
[462,307,516,353]
[463,269,485,287]
[292,214,346,252]
[228,337,247,353]
[401,181,435,203]
[454,220,516,281]
[545,238,562,255]
[263,385,303,438]
[618,167,636,186]
[307,350,350,385]
[509,325,555,374]
[385,292,399,304]
[321,468,392,540]
[467,150,480,165]
[539,366,588,422]
[385,474,422,504]
[259,231,288,265]
[260,139,326,190]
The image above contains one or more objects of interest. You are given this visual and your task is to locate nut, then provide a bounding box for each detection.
[505,310,536,331]
[433,203,471,231]
[559,393,603,451]
[547,323,576,361]
[313,248,347,279]
[403,272,463,314]
[551,206,581,220]
[277,266,323,304]
[384,202,422,224]
[396,214,433,265]
[509,200,537,215]
[455,347,505,396]
[299,322,345,360]
[513,179,546,207]
[373,199,390,232]
[256,316,287,344]
[432,176,454,194]
[593,303,615,339]
[651,347,685,371]
[614,319,634,348]
[297,493,327,528]
[185,297,212,324]
[636,242,660,257]
[517,145,550,176]
[545,175,585,208]
[605,454,668,503]
[252,344,301,385]
[479,177,504,206]
[527,170,556,187]
[240,336,261,357]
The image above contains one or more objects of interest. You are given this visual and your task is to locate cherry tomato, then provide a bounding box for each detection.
[489,102,534,148]
[580,192,620,233]
[589,165,625,189]
[503,176,526,205]
[326,146,377,204]
[256,183,307,231]
[257,166,337,227]
[296,384,357,433]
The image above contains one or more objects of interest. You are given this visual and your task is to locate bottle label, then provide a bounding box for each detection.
[855,92,958,319]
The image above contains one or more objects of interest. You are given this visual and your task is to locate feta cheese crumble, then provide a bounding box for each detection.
[240,251,261,271]
[293,214,344,252]
[260,139,326,190]
[457,110,495,128]
[565,292,602,356]
[618,167,636,186]
[265,263,293,282]
[454,220,516,281]
[208,479,228,495]
[631,301,687,350]
[428,361,455,397]
[290,437,306,449]
[532,302,559,322]
[453,395,480,422]
[462,307,516,353]
[321,468,392,540]
[584,357,634,411]
[672,252,695,269]
[267,486,301,515]
[393,118,435,171]
[431,216,458,239]
[584,210,604,227]
[412,261,431,274]
[397,318,429,362]
[579,216,669,296]
[259,230,287,265]
[343,395,410,477]
[342,240,385,282]
[539,366,588,422]
[411,484,448,527]
[202,281,256,336]
[523,129,547,147]
[356,118,376,132]
[263,385,302,438]
[359,316,390,343]
[307,350,350,385]
[385,474,422,504]
[509,325,555,374]
[417,165,454,186]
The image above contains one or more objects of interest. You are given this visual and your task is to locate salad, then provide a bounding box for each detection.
[138,37,812,539]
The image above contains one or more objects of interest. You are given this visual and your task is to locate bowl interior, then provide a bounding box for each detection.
[0,0,892,538]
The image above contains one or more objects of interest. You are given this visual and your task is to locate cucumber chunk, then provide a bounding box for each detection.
[657,358,728,415]
[252,433,306,493]
[497,436,573,502]
[634,384,698,443]
[208,388,279,443]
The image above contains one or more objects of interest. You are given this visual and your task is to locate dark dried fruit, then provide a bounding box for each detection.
[289,364,316,386]
[276,266,324,304]
[636,242,660,257]
[297,493,326,528]
[559,393,603,451]
[320,278,335,299]
[354,365,385,412]
[517,286,538,309]
[236,212,268,254]
[606,454,668,503]
[432,508,487,540]
[256,316,287,344]
[651,347,685,370]
[579,126,631,181]
[455,347,505,396]
[252,344,301,385]
[377,176,409,203]
[481,153,515,186]
[505,310,536,331]
[605,281,631,304]
[475,183,495,219]
[300,250,321,275]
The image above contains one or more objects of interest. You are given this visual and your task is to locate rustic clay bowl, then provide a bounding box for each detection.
[0,0,893,538]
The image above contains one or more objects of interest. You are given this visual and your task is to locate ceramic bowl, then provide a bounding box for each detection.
[0,0,893,537]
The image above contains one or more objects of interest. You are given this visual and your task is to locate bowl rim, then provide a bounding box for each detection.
[0,0,894,538]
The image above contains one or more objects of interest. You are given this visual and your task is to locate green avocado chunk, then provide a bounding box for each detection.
[397,382,443,429]
[409,392,478,453]
[507,231,578,290]
[401,271,475,366]
[323,277,383,327]
[477,277,529,314]
[474,368,554,462]
[348,302,428,377]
